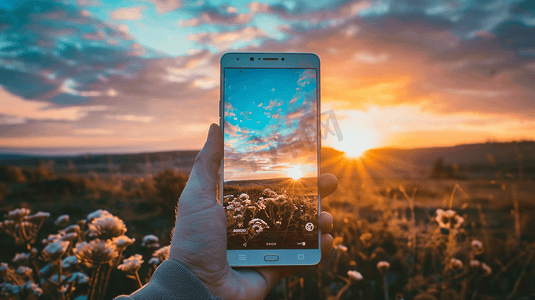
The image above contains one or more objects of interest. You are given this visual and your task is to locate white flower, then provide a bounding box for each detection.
[470,260,481,269]
[347,270,363,282]
[68,272,89,284]
[481,262,492,276]
[377,261,390,273]
[239,193,249,200]
[435,209,464,229]
[118,254,144,272]
[141,235,160,248]
[87,209,112,222]
[8,208,31,221]
[62,256,79,268]
[88,215,126,239]
[74,239,118,267]
[334,245,348,252]
[471,240,484,255]
[450,258,463,270]
[16,266,32,276]
[12,253,30,265]
[113,235,136,248]
[54,215,70,227]
[42,241,70,261]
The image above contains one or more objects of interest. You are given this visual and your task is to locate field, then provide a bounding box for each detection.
[1,142,535,299]
[224,177,318,249]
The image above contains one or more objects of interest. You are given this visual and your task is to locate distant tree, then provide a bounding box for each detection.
[430,157,455,179]
[153,169,189,222]
[35,159,55,181]
[0,165,27,183]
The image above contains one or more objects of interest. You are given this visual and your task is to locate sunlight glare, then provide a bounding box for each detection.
[288,166,303,180]
[337,126,378,158]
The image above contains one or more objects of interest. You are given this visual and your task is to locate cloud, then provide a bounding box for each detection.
[143,0,183,14]
[0,86,107,123]
[110,6,146,20]
[187,27,268,51]
[105,114,155,123]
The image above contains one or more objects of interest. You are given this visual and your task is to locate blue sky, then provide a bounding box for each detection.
[223,68,317,180]
[0,0,534,155]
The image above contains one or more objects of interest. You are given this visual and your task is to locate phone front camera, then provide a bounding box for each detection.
[250,57,254,61]
[281,58,285,61]
[236,58,239,61]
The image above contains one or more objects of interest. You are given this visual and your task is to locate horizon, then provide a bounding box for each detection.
[1,139,534,158]
[1,0,535,156]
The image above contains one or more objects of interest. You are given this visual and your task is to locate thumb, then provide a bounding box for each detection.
[178,123,223,213]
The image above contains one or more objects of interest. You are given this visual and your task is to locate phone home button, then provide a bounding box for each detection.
[264,255,279,261]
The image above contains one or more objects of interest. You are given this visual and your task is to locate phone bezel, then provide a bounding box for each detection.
[220,52,321,267]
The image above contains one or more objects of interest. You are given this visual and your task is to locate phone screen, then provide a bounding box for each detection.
[222,68,319,250]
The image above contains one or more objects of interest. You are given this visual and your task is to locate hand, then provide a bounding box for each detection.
[169,123,338,300]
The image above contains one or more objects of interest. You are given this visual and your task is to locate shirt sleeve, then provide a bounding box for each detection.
[114,259,223,300]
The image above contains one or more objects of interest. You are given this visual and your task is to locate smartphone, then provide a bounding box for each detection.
[220,52,321,266]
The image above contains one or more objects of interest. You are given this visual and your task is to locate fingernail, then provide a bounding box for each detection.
[207,123,216,140]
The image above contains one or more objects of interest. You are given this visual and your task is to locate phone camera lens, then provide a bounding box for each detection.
[281,58,285,61]
[236,58,239,61]
[250,57,254,61]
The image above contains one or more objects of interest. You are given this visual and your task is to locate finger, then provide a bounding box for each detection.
[321,233,333,261]
[178,124,223,213]
[319,173,338,199]
[318,211,333,234]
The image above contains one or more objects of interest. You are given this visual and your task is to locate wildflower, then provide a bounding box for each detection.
[435,209,464,229]
[0,263,8,277]
[334,245,348,252]
[152,245,171,264]
[60,224,81,234]
[470,260,481,270]
[141,235,160,249]
[1,283,20,295]
[262,188,277,197]
[74,239,118,267]
[118,254,144,272]
[481,263,492,276]
[68,272,89,284]
[7,208,31,221]
[24,211,50,223]
[21,281,43,296]
[471,240,485,255]
[450,258,463,270]
[113,235,136,249]
[248,218,269,236]
[62,256,79,268]
[55,214,70,227]
[226,205,234,210]
[234,214,243,219]
[15,266,32,276]
[88,214,127,239]
[149,257,160,265]
[41,241,70,261]
[50,274,67,283]
[87,209,113,223]
[60,232,78,242]
[377,261,390,274]
[42,234,62,245]
[239,193,249,200]
[347,270,363,282]
[12,253,30,265]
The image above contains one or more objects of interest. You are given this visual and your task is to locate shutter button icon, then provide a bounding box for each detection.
[298,254,305,260]
[305,222,314,231]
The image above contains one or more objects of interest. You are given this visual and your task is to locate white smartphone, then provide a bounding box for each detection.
[220,52,321,266]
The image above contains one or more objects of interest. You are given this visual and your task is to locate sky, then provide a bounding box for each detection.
[223,68,317,180]
[0,0,534,156]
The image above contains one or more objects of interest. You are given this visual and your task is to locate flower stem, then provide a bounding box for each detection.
[135,271,143,288]
[336,281,352,300]
[384,274,389,300]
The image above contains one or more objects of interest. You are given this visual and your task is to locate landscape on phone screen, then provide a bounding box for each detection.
[223,68,319,249]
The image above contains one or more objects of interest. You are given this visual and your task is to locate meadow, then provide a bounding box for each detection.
[1,143,534,299]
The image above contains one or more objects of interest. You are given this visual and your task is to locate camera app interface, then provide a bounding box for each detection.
[223,68,318,250]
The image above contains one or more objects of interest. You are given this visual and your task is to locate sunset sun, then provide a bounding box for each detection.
[336,126,379,158]
[287,167,303,180]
